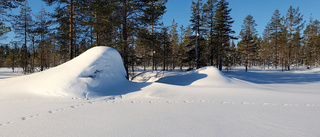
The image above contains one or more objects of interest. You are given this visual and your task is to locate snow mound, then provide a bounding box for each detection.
[0,46,128,98]
[155,66,231,86]
[191,66,232,86]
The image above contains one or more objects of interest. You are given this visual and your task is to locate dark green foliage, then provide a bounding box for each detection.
[212,0,236,71]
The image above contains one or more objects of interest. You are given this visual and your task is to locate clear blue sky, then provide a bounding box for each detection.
[2,0,320,44]
[162,0,320,39]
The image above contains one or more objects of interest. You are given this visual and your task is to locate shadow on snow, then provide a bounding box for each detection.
[224,69,320,84]
[156,72,207,86]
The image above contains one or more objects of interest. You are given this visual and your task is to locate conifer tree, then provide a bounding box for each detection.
[170,19,179,70]
[265,9,283,69]
[285,6,304,70]
[0,0,25,38]
[190,0,204,69]
[203,0,217,66]
[303,18,320,67]
[43,0,75,60]
[12,1,33,73]
[239,15,258,72]
[34,7,52,71]
[213,0,236,71]
[142,0,167,71]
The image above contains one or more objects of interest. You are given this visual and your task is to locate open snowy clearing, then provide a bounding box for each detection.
[1,47,320,137]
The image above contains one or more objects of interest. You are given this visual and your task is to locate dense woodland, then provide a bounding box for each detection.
[1,0,320,79]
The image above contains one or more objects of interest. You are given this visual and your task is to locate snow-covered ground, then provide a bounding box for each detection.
[1,47,320,137]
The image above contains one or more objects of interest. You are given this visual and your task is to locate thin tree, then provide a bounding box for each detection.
[239,15,258,72]
[285,6,304,70]
[12,1,33,73]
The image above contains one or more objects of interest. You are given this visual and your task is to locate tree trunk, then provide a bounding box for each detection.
[122,0,129,79]
[69,0,74,60]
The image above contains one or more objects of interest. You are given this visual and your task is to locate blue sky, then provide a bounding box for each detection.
[2,0,320,44]
[163,0,320,39]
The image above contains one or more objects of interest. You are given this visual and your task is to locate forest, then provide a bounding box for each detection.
[0,0,320,79]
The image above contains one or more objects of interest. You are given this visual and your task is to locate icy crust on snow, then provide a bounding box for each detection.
[0,46,127,98]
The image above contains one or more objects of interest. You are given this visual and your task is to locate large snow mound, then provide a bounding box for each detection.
[0,46,128,98]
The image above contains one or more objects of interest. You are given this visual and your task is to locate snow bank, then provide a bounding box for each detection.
[154,66,232,88]
[191,66,232,86]
[0,46,127,98]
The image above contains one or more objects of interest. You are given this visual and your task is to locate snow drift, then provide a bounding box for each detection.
[0,46,128,98]
[155,66,231,87]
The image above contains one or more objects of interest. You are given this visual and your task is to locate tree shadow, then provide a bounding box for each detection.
[88,81,152,97]
[224,69,320,84]
[156,72,207,86]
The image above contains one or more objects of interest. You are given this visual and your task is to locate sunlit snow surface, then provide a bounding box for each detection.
[1,47,320,137]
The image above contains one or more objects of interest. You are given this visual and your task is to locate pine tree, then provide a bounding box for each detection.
[285,6,304,70]
[0,0,25,38]
[170,19,179,70]
[190,0,204,69]
[303,18,320,67]
[43,0,75,60]
[203,0,217,66]
[213,0,236,71]
[5,42,19,72]
[12,1,33,73]
[239,15,258,72]
[53,6,70,63]
[34,7,52,71]
[265,9,283,69]
[141,0,167,71]
[158,26,170,71]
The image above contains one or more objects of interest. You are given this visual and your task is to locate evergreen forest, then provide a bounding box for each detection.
[1,0,320,79]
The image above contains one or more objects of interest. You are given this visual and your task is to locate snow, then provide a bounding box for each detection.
[0,46,128,98]
[1,46,320,137]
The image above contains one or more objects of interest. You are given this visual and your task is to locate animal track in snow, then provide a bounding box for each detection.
[0,122,12,127]
[306,104,320,107]
[167,101,178,103]
[262,103,275,106]
[243,102,255,105]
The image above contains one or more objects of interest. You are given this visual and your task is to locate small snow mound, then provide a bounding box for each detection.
[0,46,128,98]
[191,66,231,86]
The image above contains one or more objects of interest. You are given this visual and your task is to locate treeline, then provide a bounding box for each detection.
[1,0,320,78]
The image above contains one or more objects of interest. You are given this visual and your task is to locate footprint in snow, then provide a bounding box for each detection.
[167,101,178,103]
[283,104,299,107]
[149,101,160,103]
[306,104,320,107]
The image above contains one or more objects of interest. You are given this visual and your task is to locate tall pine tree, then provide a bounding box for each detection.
[12,1,33,73]
[213,0,236,71]
[239,15,257,72]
